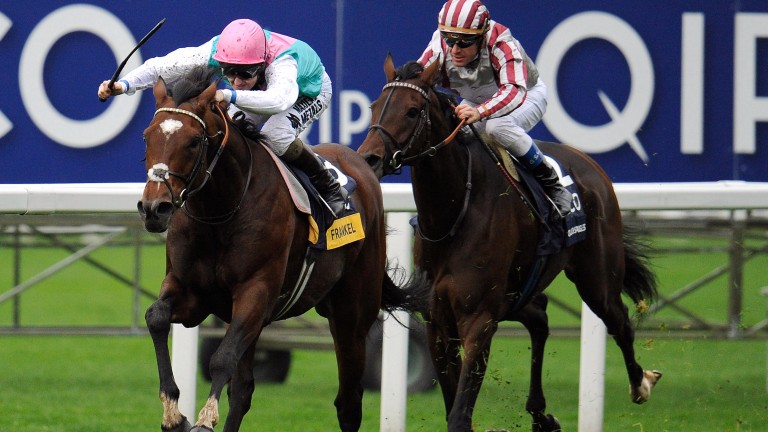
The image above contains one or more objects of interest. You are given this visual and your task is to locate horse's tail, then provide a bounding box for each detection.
[622,226,659,312]
[380,261,431,316]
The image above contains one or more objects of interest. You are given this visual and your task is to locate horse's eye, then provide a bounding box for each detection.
[189,137,201,149]
[406,107,420,119]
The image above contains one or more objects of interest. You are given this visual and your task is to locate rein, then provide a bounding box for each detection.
[149,103,253,224]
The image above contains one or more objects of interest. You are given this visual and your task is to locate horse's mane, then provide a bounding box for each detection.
[396,61,461,128]
[164,66,265,142]
[166,66,219,105]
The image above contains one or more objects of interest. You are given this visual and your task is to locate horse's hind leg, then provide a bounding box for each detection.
[145,296,193,432]
[324,278,381,431]
[569,257,660,405]
[603,302,662,404]
[509,295,561,432]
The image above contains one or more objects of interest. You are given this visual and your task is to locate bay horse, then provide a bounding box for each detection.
[358,55,662,432]
[138,68,425,432]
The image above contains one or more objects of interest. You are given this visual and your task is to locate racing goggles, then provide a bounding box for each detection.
[221,63,265,81]
[441,32,482,49]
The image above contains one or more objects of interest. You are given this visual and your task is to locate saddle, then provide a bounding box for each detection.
[487,140,587,255]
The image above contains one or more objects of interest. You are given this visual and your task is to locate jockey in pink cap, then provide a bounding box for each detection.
[98,18,347,218]
[418,0,572,218]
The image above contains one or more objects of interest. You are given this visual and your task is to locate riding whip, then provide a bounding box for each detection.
[99,18,167,102]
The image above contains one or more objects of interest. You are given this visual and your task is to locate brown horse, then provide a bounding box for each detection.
[358,55,662,432]
[138,68,426,432]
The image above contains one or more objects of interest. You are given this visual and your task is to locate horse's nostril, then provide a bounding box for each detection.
[156,201,175,218]
[137,201,147,216]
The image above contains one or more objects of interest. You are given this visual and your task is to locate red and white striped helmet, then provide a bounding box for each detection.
[438,0,490,35]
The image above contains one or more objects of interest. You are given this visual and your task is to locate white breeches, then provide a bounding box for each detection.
[469,77,547,157]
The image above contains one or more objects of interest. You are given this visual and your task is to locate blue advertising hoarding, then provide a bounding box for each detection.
[0,1,766,183]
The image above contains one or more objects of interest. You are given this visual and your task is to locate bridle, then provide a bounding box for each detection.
[367,79,471,242]
[147,104,253,224]
[368,81,465,174]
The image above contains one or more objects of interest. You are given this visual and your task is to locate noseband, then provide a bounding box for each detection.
[148,104,252,224]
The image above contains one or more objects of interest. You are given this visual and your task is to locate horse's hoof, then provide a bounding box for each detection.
[630,369,663,404]
[189,426,213,432]
[532,414,561,432]
[162,416,193,432]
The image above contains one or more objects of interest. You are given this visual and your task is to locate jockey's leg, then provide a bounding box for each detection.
[281,138,347,218]
[521,143,573,218]
[484,117,572,219]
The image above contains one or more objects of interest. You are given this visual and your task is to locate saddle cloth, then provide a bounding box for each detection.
[261,143,365,250]
[489,141,587,256]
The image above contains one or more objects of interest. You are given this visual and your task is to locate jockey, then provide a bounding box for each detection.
[418,0,572,218]
[98,18,347,218]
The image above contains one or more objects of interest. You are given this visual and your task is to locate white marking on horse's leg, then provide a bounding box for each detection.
[160,392,184,428]
[630,369,663,404]
[196,396,220,429]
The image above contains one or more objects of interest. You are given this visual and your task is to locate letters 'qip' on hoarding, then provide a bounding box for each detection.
[0,1,765,183]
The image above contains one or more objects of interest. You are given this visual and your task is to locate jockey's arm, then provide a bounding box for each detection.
[223,56,300,115]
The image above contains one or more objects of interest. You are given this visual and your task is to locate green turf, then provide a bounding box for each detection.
[1,335,766,431]
[1,227,767,430]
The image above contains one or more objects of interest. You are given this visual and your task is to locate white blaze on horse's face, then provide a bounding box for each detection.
[159,118,184,139]
[148,163,170,183]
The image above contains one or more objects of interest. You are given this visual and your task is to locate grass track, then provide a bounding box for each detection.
[1,229,768,430]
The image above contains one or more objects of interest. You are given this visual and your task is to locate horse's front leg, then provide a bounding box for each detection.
[427,310,462,421]
[145,296,193,432]
[220,342,257,431]
[192,292,268,432]
[447,312,496,432]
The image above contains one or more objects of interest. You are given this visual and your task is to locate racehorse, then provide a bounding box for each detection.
[358,55,662,432]
[138,67,426,432]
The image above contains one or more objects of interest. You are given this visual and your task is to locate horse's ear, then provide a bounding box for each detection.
[384,53,396,82]
[421,57,441,87]
[153,76,171,108]
[199,81,218,104]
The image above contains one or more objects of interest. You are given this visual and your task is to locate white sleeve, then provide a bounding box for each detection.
[119,38,216,94]
[228,55,300,115]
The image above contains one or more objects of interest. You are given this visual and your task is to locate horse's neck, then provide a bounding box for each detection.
[186,135,270,218]
[411,141,472,230]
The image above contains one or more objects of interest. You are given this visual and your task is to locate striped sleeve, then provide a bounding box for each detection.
[418,30,444,69]
[477,26,528,119]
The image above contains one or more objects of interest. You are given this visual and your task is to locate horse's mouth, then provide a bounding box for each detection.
[361,152,385,179]
[137,200,173,233]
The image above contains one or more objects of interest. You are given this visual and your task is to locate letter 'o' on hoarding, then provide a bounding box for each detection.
[19,4,143,148]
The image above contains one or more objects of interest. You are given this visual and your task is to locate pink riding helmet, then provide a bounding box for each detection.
[213,19,268,64]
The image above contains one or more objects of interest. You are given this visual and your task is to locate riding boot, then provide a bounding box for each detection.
[282,138,348,218]
[530,161,572,219]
